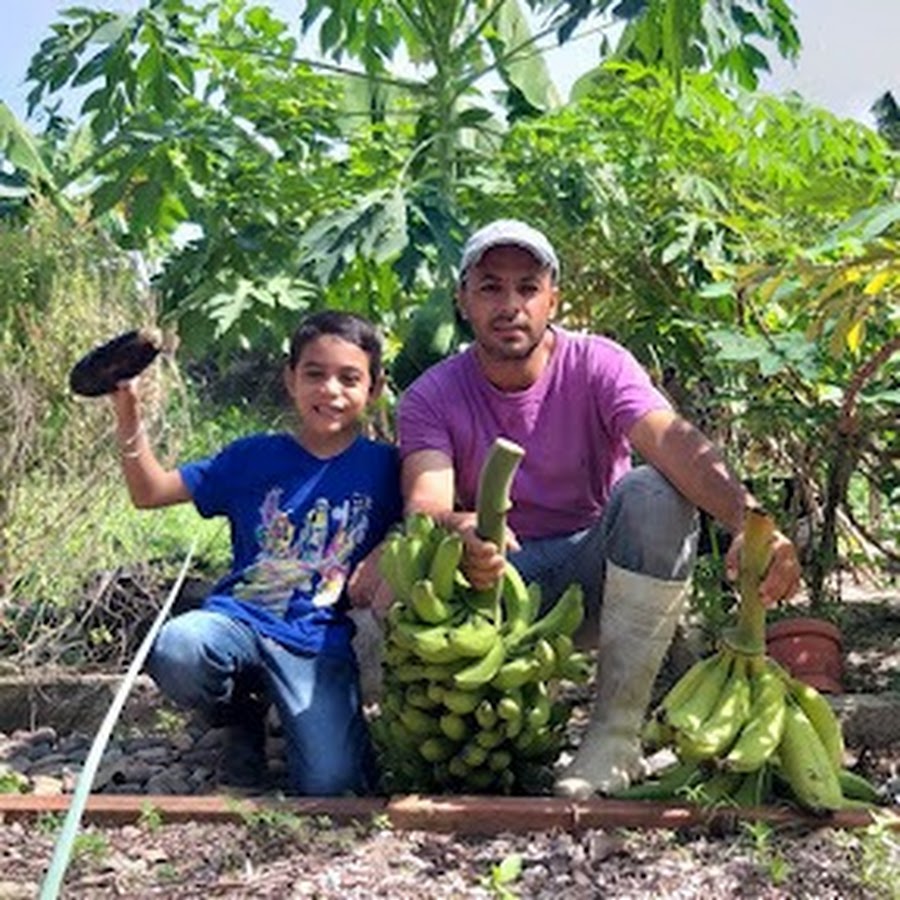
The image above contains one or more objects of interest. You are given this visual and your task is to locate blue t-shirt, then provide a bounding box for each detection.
[179,433,401,660]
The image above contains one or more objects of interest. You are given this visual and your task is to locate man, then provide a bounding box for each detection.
[396,219,802,797]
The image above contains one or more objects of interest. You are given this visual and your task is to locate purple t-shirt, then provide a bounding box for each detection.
[397,327,671,540]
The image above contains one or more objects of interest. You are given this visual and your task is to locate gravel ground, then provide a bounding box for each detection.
[2,811,899,899]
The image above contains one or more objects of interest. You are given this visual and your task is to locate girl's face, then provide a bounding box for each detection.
[283,334,380,456]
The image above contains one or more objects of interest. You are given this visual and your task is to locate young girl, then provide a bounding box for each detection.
[111,310,401,795]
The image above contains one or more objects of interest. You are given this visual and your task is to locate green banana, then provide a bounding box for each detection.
[439,712,469,743]
[488,749,513,773]
[392,663,431,683]
[500,563,533,638]
[422,660,469,681]
[402,623,459,664]
[399,704,440,738]
[464,767,497,790]
[491,656,542,691]
[453,637,506,690]
[379,534,413,600]
[397,534,430,589]
[442,688,484,715]
[460,742,489,769]
[550,633,574,666]
[664,648,734,736]
[447,614,500,658]
[428,531,464,602]
[409,578,452,625]
[533,638,557,680]
[838,769,880,804]
[517,582,584,643]
[405,511,436,542]
[677,653,752,760]
[657,652,725,722]
[641,715,674,751]
[515,726,564,762]
[419,735,455,763]
[777,696,844,813]
[387,718,418,750]
[474,698,498,730]
[426,682,446,705]
[405,683,439,710]
[556,651,593,683]
[721,658,787,772]
[613,761,702,800]
[496,692,522,722]
[730,766,771,807]
[497,689,524,739]
[448,756,470,779]
[524,681,552,730]
[785,675,845,771]
[382,641,413,667]
[474,728,506,749]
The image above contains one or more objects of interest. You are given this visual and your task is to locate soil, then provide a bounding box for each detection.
[1,584,899,898]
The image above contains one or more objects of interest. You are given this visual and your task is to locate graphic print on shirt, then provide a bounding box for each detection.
[232,488,372,615]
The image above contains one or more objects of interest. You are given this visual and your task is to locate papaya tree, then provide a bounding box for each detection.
[19,0,803,374]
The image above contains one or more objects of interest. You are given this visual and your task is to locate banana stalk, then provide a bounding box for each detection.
[725,506,776,655]
[473,437,526,623]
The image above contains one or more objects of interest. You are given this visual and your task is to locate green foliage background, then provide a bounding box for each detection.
[0,0,897,669]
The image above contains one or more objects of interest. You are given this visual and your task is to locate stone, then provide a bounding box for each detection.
[832,692,900,746]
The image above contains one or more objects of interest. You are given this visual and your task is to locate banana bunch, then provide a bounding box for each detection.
[371,512,592,794]
[623,507,880,814]
[634,645,879,812]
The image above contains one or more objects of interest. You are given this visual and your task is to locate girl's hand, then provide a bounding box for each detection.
[347,544,395,618]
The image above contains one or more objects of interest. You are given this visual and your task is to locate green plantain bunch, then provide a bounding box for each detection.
[620,509,881,814]
[371,512,592,794]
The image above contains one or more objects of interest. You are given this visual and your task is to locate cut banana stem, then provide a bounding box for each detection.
[727,506,775,655]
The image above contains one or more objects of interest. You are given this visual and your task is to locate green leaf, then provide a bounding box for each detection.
[493,852,523,884]
[487,0,561,113]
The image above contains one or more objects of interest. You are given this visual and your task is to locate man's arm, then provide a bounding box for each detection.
[629,408,801,605]
[401,448,508,588]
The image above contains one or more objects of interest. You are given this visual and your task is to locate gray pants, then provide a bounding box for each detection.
[509,466,699,616]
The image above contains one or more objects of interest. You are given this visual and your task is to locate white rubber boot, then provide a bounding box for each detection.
[554,562,690,798]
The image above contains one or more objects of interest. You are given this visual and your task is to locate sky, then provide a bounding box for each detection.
[0,0,898,128]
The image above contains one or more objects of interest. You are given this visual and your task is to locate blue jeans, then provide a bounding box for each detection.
[509,466,700,615]
[146,610,375,795]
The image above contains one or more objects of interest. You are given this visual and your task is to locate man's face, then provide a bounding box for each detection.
[457,245,559,362]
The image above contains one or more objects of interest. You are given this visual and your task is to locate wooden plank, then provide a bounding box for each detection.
[1,793,897,832]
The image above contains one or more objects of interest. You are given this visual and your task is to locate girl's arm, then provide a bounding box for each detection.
[111,382,191,509]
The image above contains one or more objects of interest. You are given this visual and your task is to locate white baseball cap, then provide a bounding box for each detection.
[459,219,559,285]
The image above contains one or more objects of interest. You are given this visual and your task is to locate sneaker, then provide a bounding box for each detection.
[215,703,271,793]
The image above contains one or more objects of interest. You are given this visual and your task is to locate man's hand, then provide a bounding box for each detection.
[725,527,802,606]
[347,544,395,618]
[457,516,520,590]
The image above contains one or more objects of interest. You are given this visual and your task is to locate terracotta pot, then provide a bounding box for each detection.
[765,617,844,694]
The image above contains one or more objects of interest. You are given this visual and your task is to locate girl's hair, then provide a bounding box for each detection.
[288,310,383,383]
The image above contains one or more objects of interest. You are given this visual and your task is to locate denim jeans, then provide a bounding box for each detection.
[509,465,700,616]
[146,610,376,795]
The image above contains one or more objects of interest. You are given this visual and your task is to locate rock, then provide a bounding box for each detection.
[145,767,192,794]
[832,692,900,746]
[0,881,38,899]
[30,774,64,795]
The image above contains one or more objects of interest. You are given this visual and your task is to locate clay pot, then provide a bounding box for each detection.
[765,617,844,694]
